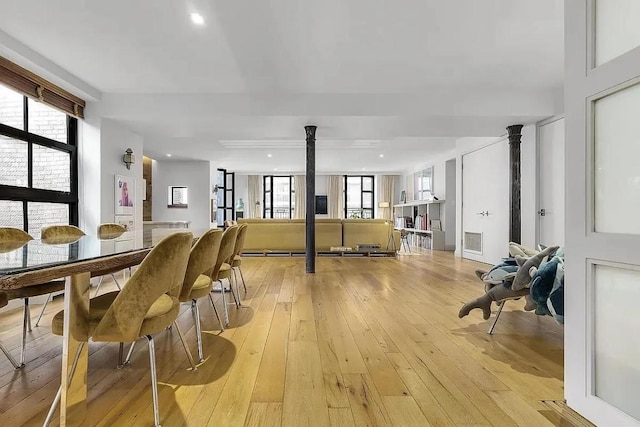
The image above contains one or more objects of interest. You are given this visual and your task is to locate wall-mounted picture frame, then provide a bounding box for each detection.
[115,175,135,215]
[168,186,188,208]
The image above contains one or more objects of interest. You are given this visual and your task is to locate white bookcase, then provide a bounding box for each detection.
[393,200,446,250]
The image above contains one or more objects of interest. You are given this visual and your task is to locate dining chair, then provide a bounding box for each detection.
[178,228,224,362]
[212,225,239,326]
[94,223,128,296]
[0,291,21,369]
[44,231,194,427]
[0,227,66,367]
[230,223,249,295]
[34,225,87,327]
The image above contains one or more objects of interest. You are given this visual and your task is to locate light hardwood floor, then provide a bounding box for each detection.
[0,252,566,426]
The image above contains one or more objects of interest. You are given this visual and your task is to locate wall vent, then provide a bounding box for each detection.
[464,232,483,253]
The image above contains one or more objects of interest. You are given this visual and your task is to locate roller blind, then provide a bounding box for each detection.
[0,56,85,118]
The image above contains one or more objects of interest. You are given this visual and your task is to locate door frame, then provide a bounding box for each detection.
[460,136,508,263]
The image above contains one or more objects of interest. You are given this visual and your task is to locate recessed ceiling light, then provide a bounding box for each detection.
[190,12,205,26]
[267,154,272,158]
[274,168,278,171]
[166,154,172,157]
[362,167,366,171]
[379,154,384,158]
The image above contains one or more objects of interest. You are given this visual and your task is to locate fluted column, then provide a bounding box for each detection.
[507,124,523,244]
[305,125,316,273]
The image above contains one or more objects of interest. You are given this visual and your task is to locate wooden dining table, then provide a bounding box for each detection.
[0,228,198,426]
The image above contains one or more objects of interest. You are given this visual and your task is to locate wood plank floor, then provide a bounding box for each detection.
[0,252,566,426]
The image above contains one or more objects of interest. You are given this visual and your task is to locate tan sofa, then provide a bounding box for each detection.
[238,218,399,253]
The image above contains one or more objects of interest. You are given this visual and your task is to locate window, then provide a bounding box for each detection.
[345,175,374,218]
[0,83,77,238]
[414,167,433,200]
[216,168,235,226]
[263,176,294,218]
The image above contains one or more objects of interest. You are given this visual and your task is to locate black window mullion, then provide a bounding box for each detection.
[22,200,28,233]
[68,117,79,225]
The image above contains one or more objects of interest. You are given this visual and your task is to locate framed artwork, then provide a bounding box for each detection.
[168,186,188,208]
[115,175,135,215]
[115,215,135,231]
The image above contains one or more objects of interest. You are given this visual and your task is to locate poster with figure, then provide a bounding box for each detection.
[115,175,135,215]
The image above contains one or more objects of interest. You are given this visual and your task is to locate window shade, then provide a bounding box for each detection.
[0,56,85,118]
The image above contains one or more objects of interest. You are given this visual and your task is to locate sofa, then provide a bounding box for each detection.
[237,218,400,253]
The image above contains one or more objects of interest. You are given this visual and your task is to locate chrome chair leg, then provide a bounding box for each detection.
[208,293,224,331]
[191,300,204,363]
[218,280,230,327]
[238,266,247,293]
[145,335,162,427]
[487,301,506,335]
[34,293,52,327]
[25,298,32,332]
[123,340,137,365]
[110,273,122,290]
[173,321,196,370]
[94,276,105,297]
[231,270,242,307]
[0,339,20,369]
[43,342,85,427]
[21,300,29,366]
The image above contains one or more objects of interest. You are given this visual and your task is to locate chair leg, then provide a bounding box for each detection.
[487,300,506,335]
[110,273,122,290]
[43,342,85,427]
[0,339,21,369]
[238,266,247,294]
[191,300,204,363]
[25,298,32,332]
[145,335,162,427]
[218,280,230,327]
[21,299,29,366]
[123,340,137,365]
[34,293,52,327]
[173,321,196,371]
[232,270,242,307]
[208,293,224,332]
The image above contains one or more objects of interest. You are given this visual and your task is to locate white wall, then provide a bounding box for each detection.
[454,124,537,256]
[79,115,143,246]
[444,158,457,250]
[152,160,211,230]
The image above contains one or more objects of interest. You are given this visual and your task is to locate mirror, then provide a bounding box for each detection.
[168,186,188,208]
[414,166,434,200]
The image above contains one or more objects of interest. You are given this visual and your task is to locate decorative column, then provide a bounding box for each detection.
[507,124,523,244]
[305,125,317,273]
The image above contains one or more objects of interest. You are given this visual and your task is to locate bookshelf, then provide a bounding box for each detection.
[393,200,445,250]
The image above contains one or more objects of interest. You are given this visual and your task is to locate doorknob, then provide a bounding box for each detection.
[538,209,546,216]
[483,211,490,216]
[476,212,486,216]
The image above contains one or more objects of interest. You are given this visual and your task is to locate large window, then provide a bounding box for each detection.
[414,167,433,200]
[345,175,374,218]
[0,83,78,238]
[263,176,294,218]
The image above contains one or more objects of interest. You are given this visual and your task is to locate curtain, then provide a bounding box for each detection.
[327,175,344,218]
[294,175,306,219]
[247,175,262,218]
[379,175,395,220]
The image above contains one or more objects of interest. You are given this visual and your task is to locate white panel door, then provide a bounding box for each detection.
[462,139,509,265]
[538,117,565,247]
[565,1,640,426]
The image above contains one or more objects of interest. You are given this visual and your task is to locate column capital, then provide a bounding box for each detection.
[305,125,317,141]
[506,124,523,145]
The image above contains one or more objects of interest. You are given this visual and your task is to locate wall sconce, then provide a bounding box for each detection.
[123,148,135,170]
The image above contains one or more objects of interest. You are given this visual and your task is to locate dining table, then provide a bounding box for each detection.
[0,228,203,426]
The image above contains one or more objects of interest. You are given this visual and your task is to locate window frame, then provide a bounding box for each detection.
[344,175,375,219]
[0,90,78,233]
[263,175,294,219]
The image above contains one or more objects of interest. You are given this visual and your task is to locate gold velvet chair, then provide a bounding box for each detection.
[45,231,195,427]
[212,225,239,326]
[179,228,224,362]
[231,223,249,295]
[94,223,128,296]
[34,225,87,328]
[0,291,21,369]
[0,227,66,367]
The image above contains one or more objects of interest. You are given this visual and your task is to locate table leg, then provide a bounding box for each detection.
[60,272,90,426]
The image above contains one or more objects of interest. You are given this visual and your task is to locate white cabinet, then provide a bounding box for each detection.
[393,201,445,250]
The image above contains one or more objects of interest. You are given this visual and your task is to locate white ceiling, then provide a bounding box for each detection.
[0,0,564,173]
